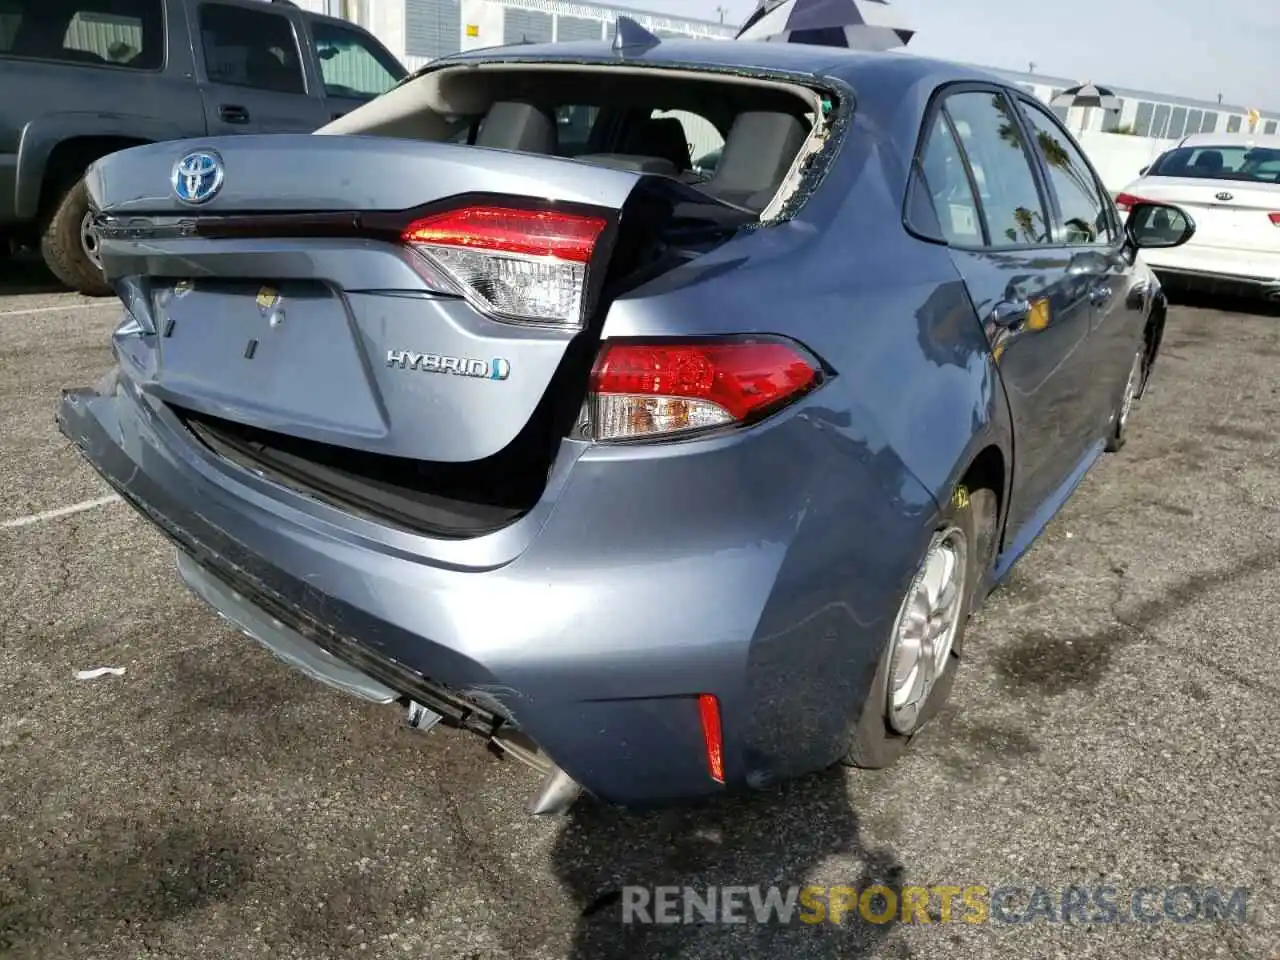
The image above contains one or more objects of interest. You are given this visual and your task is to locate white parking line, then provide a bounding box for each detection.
[0,495,123,529]
[0,302,116,319]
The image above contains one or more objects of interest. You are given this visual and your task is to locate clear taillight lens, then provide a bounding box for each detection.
[401,205,609,328]
[586,338,824,442]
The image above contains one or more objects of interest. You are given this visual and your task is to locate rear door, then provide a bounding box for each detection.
[918,85,1099,544]
[301,16,405,125]
[194,0,327,134]
[1015,94,1142,439]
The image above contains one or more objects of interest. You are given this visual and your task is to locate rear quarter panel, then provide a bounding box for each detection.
[596,64,1012,777]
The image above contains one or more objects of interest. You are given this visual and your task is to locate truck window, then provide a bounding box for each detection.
[198,2,305,95]
[309,19,403,100]
[0,0,163,71]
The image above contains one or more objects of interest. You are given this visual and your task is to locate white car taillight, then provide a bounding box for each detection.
[586,338,825,442]
[401,205,609,329]
[1269,212,1280,226]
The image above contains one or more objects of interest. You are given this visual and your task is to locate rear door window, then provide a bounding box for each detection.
[198,2,305,95]
[1018,98,1116,244]
[0,0,163,70]
[941,90,1052,247]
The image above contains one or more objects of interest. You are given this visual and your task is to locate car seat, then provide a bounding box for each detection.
[706,110,809,210]
[474,101,560,155]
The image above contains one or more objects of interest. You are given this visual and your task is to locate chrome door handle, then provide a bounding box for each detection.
[990,298,1031,329]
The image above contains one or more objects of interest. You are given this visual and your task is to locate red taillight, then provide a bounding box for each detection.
[400,205,607,263]
[697,694,725,784]
[1115,192,1148,213]
[1268,212,1280,226]
[399,205,609,328]
[587,339,823,441]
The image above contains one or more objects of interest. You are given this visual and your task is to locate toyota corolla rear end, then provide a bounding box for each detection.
[57,53,933,811]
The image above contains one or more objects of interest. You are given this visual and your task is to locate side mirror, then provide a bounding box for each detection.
[1125,201,1196,250]
[318,46,339,61]
[1138,165,1149,176]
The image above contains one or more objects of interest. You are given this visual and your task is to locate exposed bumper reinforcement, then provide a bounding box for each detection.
[176,550,399,704]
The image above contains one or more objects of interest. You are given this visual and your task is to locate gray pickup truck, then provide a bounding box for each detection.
[0,0,406,294]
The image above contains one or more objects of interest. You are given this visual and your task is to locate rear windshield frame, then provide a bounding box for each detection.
[1148,144,1280,184]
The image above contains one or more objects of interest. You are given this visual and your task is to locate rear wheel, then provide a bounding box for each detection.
[39,178,111,297]
[1105,348,1144,453]
[843,485,995,770]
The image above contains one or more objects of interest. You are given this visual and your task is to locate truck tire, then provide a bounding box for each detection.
[40,178,112,297]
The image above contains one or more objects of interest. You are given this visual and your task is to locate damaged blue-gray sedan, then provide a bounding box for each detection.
[58,26,1193,815]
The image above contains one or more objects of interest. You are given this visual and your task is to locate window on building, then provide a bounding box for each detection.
[1226,114,1242,132]
[1133,101,1155,137]
[1102,98,1126,132]
[1186,109,1203,137]
[503,8,552,45]
[1151,103,1171,138]
[1266,120,1278,136]
[405,0,459,60]
[943,91,1052,246]
[1168,106,1187,140]
[310,19,403,99]
[0,0,163,69]
[199,2,304,94]
[555,15,601,43]
[1201,111,1219,133]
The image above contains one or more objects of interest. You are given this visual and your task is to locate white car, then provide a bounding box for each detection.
[1116,132,1280,300]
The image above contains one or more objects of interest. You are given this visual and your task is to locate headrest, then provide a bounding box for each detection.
[709,111,809,207]
[619,117,692,171]
[475,101,559,154]
[1192,150,1224,172]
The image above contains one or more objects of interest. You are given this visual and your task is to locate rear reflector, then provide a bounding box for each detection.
[697,694,725,784]
[1114,192,1148,213]
[587,339,823,441]
[401,205,609,328]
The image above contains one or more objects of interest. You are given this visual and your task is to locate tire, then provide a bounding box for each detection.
[39,178,112,297]
[843,484,996,770]
[1105,347,1144,454]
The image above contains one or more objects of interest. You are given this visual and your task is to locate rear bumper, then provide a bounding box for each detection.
[1139,245,1280,297]
[57,371,935,806]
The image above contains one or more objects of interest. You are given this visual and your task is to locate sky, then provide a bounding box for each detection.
[608,0,1278,109]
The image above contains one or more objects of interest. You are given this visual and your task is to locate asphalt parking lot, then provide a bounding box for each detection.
[0,257,1277,960]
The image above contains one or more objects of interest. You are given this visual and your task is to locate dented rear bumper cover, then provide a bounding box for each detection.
[55,378,835,807]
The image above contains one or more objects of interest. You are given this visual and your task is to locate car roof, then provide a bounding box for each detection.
[436,38,1003,92]
[1177,131,1280,150]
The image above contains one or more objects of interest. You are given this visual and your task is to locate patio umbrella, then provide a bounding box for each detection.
[1050,82,1121,134]
[735,0,914,50]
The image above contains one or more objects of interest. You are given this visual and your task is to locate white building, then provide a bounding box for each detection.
[291,0,736,71]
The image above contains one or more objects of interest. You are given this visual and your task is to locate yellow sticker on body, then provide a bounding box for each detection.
[953,485,970,510]
[1027,297,1050,331]
[256,287,280,310]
